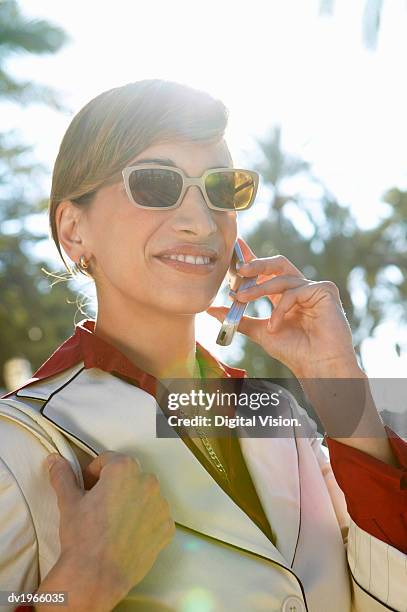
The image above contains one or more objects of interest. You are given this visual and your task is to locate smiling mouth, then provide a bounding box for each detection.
[159,254,215,264]
[154,255,217,274]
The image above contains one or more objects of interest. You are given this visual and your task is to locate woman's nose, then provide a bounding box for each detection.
[172,185,217,236]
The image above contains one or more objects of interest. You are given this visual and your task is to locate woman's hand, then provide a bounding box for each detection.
[35,451,175,612]
[207,237,361,378]
[207,239,399,465]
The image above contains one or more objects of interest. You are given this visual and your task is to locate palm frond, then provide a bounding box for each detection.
[0,68,68,110]
[0,0,68,57]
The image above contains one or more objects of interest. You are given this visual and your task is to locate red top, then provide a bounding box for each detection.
[9,318,407,611]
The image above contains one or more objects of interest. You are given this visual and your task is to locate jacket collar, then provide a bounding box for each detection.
[3,318,247,399]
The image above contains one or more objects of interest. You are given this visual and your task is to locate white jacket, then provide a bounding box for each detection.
[0,364,405,612]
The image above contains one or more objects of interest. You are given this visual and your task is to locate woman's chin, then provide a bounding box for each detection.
[154,294,217,315]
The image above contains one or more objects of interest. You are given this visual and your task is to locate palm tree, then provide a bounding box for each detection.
[319,0,384,50]
[228,126,407,382]
[0,0,68,105]
[0,2,77,390]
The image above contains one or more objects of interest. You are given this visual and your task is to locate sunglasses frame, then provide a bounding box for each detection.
[122,164,259,211]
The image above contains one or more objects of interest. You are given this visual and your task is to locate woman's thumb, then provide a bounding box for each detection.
[46,453,82,510]
[206,305,228,321]
[206,306,267,344]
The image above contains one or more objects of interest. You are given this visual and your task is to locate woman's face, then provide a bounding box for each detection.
[79,139,238,314]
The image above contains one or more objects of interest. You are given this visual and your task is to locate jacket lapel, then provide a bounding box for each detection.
[235,378,301,566]
[17,366,301,568]
[239,436,301,566]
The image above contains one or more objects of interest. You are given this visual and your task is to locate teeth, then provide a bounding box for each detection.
[162,254,211,264]
[185,255,199,264]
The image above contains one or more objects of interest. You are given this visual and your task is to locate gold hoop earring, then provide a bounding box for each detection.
[78,255,89,270]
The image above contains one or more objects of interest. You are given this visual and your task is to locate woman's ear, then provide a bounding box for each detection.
[55,200,90,264]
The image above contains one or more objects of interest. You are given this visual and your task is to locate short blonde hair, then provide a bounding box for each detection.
[49,79,229,275]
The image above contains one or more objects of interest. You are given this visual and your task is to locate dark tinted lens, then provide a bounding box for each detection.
[128,168,183,208]
[205,171,255,210]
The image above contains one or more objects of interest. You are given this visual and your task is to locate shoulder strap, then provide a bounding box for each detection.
[0,397,86,580]
[0,396,84,486]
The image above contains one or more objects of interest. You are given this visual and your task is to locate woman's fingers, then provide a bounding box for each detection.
[267,281,340,332]
[237,254,304,279]
[85,450,135,479]
[236,275,308,302]
[47,454,84,513]
[214,280,342,338]
[236,236,257,263]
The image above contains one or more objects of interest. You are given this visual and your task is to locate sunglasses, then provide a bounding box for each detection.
[122,165,259,211]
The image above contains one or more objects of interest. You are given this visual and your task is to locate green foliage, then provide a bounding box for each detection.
[0,2,77,389]
[227,127,407,378]
[0,0,68,108]
[0,135,78,386]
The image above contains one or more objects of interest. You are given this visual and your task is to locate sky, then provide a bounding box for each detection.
[3,0,407,384]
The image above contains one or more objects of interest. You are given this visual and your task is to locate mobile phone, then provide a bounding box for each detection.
[216,241,259,346]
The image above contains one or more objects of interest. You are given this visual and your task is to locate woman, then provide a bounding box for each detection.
[0,80,406,612]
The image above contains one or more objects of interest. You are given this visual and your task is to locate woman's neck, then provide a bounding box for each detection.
[94,297,198,380]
